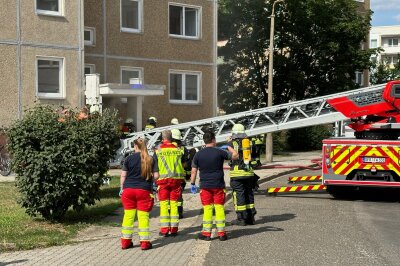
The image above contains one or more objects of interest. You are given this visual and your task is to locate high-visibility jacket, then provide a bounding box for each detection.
[251,136,263,145]
[145,124,155,130]
[229,139,254,179]
[155,142,185,181]
[172,141,191,177]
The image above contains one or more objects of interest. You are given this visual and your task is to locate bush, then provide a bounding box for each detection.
[7,105,119,221]
[287,125,332,151]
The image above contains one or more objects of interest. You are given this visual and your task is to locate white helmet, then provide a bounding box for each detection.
[171,128,182,140]
[148,116,157,123]
[171,118,179,125]
[232,123,245,134]
[125,118,134,124]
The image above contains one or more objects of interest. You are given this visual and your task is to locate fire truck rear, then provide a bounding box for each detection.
[322,80,400,196]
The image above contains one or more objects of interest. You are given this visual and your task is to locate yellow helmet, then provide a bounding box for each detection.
[171,118,179,125]
[232,123,245,134]
[171,128,182,140]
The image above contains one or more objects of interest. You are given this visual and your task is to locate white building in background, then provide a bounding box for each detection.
[370,25,400,68]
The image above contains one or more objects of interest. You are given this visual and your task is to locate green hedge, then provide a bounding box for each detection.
[7,105,119,221]
[287,125,332,151]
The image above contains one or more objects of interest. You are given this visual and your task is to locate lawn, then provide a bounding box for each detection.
[0,176,121,252]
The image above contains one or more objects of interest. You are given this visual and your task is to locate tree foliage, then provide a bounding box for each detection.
[370,58,400,85]
[219,0,375,113]
[7,105,119,221]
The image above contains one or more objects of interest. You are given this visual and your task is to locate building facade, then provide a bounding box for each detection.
[370,25,400,68]
[0,0,217,129]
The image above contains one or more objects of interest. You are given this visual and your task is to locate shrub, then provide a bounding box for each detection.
[287,125,332,151]
[7,105,119,221]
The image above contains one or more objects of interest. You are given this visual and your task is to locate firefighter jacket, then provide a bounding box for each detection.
[229,138,254,179]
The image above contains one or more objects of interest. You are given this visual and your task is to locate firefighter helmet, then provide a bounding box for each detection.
[232,123,245,134]
[171,128,182,140]
[171,118,179,125]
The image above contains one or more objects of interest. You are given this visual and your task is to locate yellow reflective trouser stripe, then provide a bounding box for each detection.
[236,205,246,211]
[233,192,238,211]
[246,204,255,209]
[170,200,179,228]
[214,204,225,232]
[202,205,213,233]
[159,200,170,228]
[121,209,136,239]
[137,210,150,241]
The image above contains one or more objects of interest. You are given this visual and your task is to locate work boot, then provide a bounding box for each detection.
[230,219,247,226]
[121,238,133,250]
[246,215,256,225]
[198,233,211,241]
[219,234,228,241]
[140,241,152,251]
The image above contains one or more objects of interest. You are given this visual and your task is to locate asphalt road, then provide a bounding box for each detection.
[204,169,400,266]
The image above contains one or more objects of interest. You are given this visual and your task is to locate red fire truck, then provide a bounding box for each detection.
[322,80,400,196]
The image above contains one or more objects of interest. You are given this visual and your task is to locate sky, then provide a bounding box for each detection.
[370,0,400,26]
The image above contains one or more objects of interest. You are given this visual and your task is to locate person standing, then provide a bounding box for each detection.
[144,117,157,130]
[171,128,191,218]
[190,131,238,241]
[153,130,185,236]
[120,138,158,250]
[228,124,257,226]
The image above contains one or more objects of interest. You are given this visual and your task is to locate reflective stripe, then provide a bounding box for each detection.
[217,227,225,231]
[121,226,134,231]
[159,216,170,219]
[202,221,213,224]
[246,204,255,209]
[236,205,246,211]
[121,233,132,239]
[159,222,170,226]
[170,216,179,219]
[170,222,179,227]
[202,227,212,232]
[215,220,225,224]
[138,228,149,232]
[159,173,186,178]
[139,235,150,240]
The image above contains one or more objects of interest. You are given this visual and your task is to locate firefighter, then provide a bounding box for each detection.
[153,130,185,236]
[119,138,158,250]
[145,116,157,130]
[251,135,263,168]
[228,124,257,226]
[121,118,135,138]
[171,128,190,218]
[190,131,238,241]
[171,117,179,125]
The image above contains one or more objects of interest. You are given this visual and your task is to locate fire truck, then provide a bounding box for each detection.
[323,80,400,196]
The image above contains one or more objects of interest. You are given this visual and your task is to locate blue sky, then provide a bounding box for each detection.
[370,0,400,26]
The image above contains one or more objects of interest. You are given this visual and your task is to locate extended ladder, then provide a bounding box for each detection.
[111,83,386,166]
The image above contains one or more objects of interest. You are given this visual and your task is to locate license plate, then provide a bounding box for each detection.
[362,157,385,163]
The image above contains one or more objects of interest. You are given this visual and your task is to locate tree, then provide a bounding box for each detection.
[7,105,120,221]
[370,56,400,85]
[218,0,375,113]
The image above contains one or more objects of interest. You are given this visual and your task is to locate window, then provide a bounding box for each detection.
[36,57,64,98]
[120,0,142,33]
[169,71,200,103]
[120,67,143,84]
[84,27,96,46]
[36,0,63,16]
[169,4,200,39]
[388,38,399,47]
[355,71,363,86]
[85,64,95,75]
[370,39,377,48]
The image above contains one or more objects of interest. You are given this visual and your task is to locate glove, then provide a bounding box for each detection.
[119,188,123,197]
[190,184,198,194]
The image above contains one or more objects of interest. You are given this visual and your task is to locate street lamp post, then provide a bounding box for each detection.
[265,0,284,163]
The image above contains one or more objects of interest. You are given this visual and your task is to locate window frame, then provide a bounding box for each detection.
[355,71,363,86]
[120,66,144,84]
[168,3,201,40]
[169,70,201,104]
[388,38,399,47]
[36,56,65,99]
[84,27,96,46]
[370,39,377,48]
[84,64,96,75]
[120,0,143,33]
[35,0,64,17]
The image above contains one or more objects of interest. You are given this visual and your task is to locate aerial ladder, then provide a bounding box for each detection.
[110,83,389,166]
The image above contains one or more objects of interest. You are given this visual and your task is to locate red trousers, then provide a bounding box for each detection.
[200,188,226,205]
[121,188,154,211]
[157,179,183,201]
[157,179,183,234]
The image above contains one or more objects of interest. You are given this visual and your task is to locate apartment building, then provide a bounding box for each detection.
[370,25,400,68]
[0,0,217,129]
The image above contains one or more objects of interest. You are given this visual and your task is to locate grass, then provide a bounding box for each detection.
[0,176,121,252]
